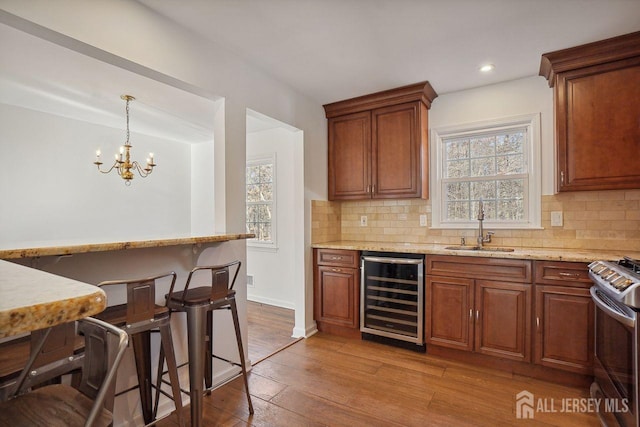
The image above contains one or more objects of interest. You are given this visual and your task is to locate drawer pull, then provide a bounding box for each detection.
[330,256,343,260]
[331,268,342,273]
[558,272,580,278]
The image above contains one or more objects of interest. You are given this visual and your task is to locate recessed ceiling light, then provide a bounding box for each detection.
[479,64,495,73]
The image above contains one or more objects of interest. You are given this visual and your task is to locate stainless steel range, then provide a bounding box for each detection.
[589,257,640,427]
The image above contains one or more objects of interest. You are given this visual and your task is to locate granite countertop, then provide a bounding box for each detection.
[0,260,107,338]
[312,240,640,263]
[0,233,255,260]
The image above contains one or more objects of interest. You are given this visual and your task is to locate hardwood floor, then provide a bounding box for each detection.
[157,332,599,426]
[247,301,298,365]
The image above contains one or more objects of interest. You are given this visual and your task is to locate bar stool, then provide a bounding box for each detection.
[161,260,253,427]
[96,272,184,427]
[0,317,128,427]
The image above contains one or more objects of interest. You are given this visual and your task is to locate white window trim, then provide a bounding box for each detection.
[246,153,277,249]
[430,113,542,229]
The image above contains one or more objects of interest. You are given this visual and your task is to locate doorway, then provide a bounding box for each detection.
[245,109,304,364]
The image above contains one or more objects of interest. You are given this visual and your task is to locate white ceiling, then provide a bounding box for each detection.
[138,0,640,104]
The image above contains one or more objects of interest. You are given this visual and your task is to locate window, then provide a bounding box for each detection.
[431,114,541,229]
[246,154,276,247]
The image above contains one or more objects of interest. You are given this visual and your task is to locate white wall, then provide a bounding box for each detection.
[246,127,297,309]
[429,76,555,195]
[0,104,193,247]
[0,0,326,339]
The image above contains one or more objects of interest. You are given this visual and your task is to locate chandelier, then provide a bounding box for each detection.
[94,95,156,185]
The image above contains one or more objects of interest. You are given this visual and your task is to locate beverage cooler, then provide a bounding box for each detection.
[360,251,425,351]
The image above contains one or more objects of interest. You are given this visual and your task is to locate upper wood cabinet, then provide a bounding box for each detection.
[540,31,640,192]
[324,82,437,200]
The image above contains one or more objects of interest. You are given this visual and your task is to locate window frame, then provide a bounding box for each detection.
[430,113,541,229]
[246,153,277,249]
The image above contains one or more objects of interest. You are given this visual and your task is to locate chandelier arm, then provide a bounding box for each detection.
[95,160,121,175]
[131,161,153,178]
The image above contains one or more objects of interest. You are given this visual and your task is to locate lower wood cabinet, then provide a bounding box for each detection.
[313,249,360,337]
[533,261,594,374]
[426,275,531,362]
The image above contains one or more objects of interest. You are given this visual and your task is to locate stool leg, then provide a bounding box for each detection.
[187,305,207,427]
[131,330,153,424]
[229,298,254,414]
[204,310,213,390]
[159,322,185,427]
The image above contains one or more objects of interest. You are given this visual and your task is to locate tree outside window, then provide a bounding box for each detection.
[246,155,276,246]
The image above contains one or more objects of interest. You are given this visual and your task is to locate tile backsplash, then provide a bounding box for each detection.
[312,189,640,251]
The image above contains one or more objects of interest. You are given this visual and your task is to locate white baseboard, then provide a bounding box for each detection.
[247,295,295,310]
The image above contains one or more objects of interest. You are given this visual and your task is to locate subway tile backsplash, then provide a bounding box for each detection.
[312,190,640,251]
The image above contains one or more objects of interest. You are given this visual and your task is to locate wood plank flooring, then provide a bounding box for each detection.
[247,301,298,365]
[157,332,600,426]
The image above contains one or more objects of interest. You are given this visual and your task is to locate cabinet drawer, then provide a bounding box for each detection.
[427,255,532,283]
[534,261,592,288]
[316,249,360,268]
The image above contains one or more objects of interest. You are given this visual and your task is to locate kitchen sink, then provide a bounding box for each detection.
[444,245,515,252]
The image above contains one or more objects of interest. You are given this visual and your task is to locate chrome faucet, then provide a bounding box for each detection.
[476,200,493,248]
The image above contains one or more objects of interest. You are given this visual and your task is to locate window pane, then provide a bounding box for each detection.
[445,140,469,160]
[470,181,496,200]
[470,135,495,157]
[259,164,273,183]
[446,182,469,201]
[260,183,273,201]
[447,201,469,220]
[496,132,524,155]
[496,154,524,175]
[247,184,261,202]
[497,200,524,220]
[246,205,258,222]
[247,165,260,184]
[446,159,470,178]
[497,179,524,200]
[259,223,272,242]
[471,157,495,176]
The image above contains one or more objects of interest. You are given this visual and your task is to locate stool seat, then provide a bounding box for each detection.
[166,287,235,306]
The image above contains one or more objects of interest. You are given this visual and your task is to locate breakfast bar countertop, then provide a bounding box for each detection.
[0,260,107,338]
[0,233,255,260]
[311,240,640,263]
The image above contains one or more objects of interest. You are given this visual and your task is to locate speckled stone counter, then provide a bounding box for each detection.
[0,233,255,260]
[0,260,106,338]
[312,241,640,263]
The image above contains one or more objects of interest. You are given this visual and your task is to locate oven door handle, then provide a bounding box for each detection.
[590,287,635,328]
[362,256,423,265]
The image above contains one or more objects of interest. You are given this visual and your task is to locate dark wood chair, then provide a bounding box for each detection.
[159,261,253,427]
[0,317,128,427]
[95,271,184,427]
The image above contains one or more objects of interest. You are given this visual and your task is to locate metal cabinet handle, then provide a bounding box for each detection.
[469,309,473,318]
[372,184,376,194]
[330,256,343,260]
[560,171,564,185]
[558,272,580,278]
[367,185,371,193]
[536,317,540,329]
[476,310,479,321]
[331,268,342,273]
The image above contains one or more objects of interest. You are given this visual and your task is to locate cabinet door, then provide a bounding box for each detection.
[315,266,359,328]
[425,276,474,351]
[328,111,371,200]
[535,285,593,374]
[372,102,426,199]
[475,280,531,362]
[556,59,640,191]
